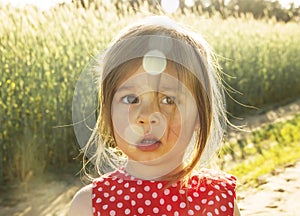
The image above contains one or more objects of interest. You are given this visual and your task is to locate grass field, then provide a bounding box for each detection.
[221,114,300,188]
[0,3,300,186]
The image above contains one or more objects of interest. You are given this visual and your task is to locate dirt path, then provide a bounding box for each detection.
[238,160,300,216]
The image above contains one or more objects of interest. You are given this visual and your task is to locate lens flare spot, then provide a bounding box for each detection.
[185,0,195,7]
[143,50,167,75]
[124,125,144,145]
[161,0,180,13]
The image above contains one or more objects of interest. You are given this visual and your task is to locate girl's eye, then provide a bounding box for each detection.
[161,96,175,105]
[121,95,139,104]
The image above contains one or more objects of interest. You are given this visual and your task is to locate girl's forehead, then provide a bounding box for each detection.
[117,63,181,91]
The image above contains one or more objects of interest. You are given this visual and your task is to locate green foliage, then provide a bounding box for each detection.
[178,15,300,115]
[221,115,300,188]
[0,3,299,186]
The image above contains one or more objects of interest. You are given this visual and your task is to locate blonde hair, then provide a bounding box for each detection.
[82,16,227,184]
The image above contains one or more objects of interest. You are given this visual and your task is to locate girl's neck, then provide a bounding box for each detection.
[124,159,184,181]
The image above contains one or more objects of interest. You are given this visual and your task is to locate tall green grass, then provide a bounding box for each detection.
[0,3,299,186]
[177,14,300,115]
[221,115,300,188]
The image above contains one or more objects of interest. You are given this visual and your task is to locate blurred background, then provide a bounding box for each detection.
[0,0,300,215]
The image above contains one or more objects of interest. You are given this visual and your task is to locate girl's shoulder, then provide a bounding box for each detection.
[194,168,236,186]
[69,184,93,216]
[190,168,237,199]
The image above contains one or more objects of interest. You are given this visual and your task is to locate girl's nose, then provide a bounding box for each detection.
[137,113,160,125]
[136,100,160,125]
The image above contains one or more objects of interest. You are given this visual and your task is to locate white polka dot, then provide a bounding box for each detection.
[97,212,100,216]
[215,208,220,215]
[172,183,178,187]
[138,207,144,214]
[192,180,197,185]
[109,196,116,202]
[221,182,227,187]
[221,193,227,198]
[153,207,159,213]
[145,200,151,206]
[98,187,103,192]
[207,212,212,216]
[111,185,116,191]
[130,187,136,193]
[214,185,220,190]
[103,192,109,198]
[144,185,150,192]
[131,200,136,206]
[188,209,194,215]
[172,195,178,202]
[174,211,179,216]
[221,205,227,212]
[104,181,110,186]
[208,200,214,205]
[228,201,233,208]
[110,210,116,216]
[215,195,220,202]
[193,192,199,197]
[157,183,163,189]
[200,187,206,192]
[92,193,96,199]
[137,180,142,185]
[164,189,170,195]
[117,189,123,195]
[167,204,172,211]
[201,199,207,204]
[124,209,130,215]
[124,195,130,200]
[112,176,117,181]
[160,198,165,205]
[228,190,233,196]
[96,198,102,203]
[187,196,193,202]
[117,179,123,184]
[180,202,186,208]
[194,205,201,211]
[179,189,185,194]
[124,183,129,188]
[152,192,158,198]
[117,202,123,208]
[102,204,108,210]
[130,176,135,181]
[208,190,214,196]
[137,193,143,199]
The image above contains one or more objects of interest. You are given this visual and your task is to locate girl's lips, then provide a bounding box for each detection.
[136,141,161,151]
[136,135,161,151]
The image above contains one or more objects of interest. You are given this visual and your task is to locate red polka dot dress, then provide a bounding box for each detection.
[92,168,236,216]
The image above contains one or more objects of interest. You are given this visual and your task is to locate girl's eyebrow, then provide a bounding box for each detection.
[116,85,137,92]
[159,86,178,91]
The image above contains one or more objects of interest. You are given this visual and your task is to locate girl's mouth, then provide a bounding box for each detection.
[136,136,161,151]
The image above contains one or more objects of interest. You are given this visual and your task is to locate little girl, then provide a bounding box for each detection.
[69,16,240,216]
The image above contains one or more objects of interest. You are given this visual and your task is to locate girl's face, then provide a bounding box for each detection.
[111,62,199,166]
